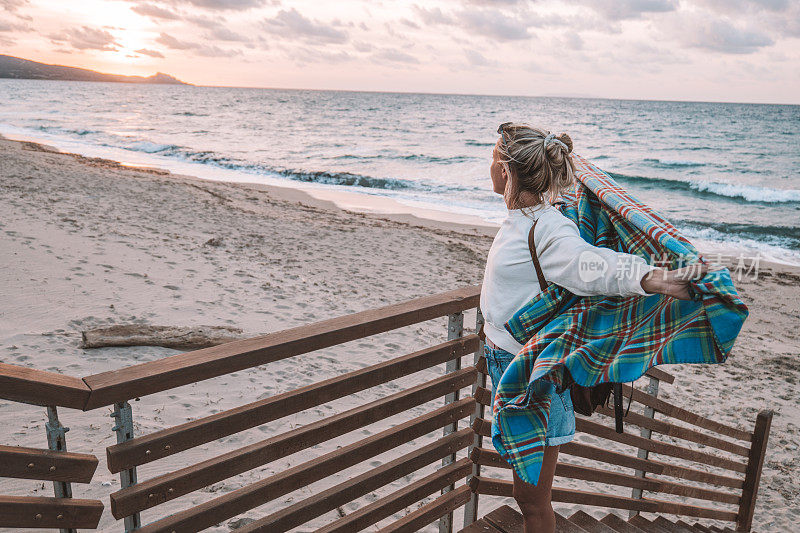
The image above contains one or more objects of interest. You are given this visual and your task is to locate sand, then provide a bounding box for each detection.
[0,135,798,532]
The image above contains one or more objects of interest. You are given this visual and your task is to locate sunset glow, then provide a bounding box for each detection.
[1,0,798,103]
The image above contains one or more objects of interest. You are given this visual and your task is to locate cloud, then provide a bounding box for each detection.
[689,0,800,37]
[373,47,420,64]
[262,8,348,44]
[456,8,532,41]
[0,19,30,31]
[135,47,165,58]
[568,0,678,20]
[170,0,263,10]
[412,6,453,25]
[155,32,193,49]
[465,49,491,66]
[49,26,119,51]
[207,25,250,41]
[155,31,242,56]
[131,3,180,20]
[0,0,27,12]
[666,16,774,54]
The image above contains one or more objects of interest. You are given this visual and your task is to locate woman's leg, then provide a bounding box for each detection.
[512,445,560,533]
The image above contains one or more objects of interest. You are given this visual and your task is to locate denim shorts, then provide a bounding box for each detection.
[484,344,576,446]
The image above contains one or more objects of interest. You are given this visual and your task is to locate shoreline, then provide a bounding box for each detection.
[2,132,797,273]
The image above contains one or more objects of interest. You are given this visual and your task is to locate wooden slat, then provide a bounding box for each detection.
[470,419,744,489]
[135,398,475,531]
[107,336,478,473]
[240,454,473,532]
[476,355,488,374]
[469,448,739,505]
[559,441,744,490]
[644,366,675,384]
[575,418,748,473]
[469,477,738,521]
[83,285,481,409]
[475,386,492,406]
[377,485,472,533]
[315,458,472,533]
[736,410,773,532]
[0,495,103,529]
[593,405,751,457]
[0,363,90,409]
[110,367,477,517]
[0,445,98,483]
[620,384,751,442]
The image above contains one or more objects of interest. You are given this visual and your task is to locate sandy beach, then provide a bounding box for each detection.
[1,134,798,532]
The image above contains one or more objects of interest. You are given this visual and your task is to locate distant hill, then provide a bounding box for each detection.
[0,55,188,85]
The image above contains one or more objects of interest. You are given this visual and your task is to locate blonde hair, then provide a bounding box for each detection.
[496,123,575,210]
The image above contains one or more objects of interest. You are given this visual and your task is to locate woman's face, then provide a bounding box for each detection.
[490,139,507,195]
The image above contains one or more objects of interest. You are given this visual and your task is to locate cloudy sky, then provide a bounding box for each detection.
[1,0,798,104]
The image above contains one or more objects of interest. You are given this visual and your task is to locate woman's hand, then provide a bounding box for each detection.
[640,264,711,300]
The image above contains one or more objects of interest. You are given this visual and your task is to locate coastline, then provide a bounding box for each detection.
[1,134,799,531]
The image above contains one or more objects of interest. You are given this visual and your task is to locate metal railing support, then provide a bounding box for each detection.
[439,311,464,533]
[463,307,486,527]
[629,375,660,519]
[45,405,76,533]
[112,401,141,532]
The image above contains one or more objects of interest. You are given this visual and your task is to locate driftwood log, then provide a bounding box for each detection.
[81,325,245,350]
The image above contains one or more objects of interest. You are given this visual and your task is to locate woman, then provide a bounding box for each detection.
[480,122,705,533]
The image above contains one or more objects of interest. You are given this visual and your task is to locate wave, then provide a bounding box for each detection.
[330,153,475,164]
[643,158,706,168]
[610,172,800,204]
[115,141,423,191]
[677,221,800,249]
[465,140,495,147]
[36,125,97,136]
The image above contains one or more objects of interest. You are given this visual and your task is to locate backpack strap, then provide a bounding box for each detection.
[527,219,548,291]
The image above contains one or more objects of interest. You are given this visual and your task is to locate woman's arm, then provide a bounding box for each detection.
[536,211,705,299]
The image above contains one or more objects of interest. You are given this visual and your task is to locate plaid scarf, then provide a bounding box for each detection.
[490,154,748,486]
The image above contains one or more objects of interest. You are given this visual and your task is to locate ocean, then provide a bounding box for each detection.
[1,79,798,264]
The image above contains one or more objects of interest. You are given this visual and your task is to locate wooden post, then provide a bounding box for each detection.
[629,375,659,519]
[439,311,464,533]
[736,410,773,532]
[463,307,486,527]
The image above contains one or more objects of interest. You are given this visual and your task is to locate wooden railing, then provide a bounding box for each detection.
[0,285,772,532]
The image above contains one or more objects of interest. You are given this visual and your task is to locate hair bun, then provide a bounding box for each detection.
[556,133,573,153]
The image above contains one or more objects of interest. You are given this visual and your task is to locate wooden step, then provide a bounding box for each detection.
[653,516,698,532]
[676,520,704,532]
[460,519,503,532]
[628,514,673,533]
[556,511,590,533]
[568,510,618,532]
[599,513,647,532]
[691,523,715,533]
[482,505,524,532]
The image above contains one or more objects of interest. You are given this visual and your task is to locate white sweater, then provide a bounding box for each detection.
[480,204,657,355]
